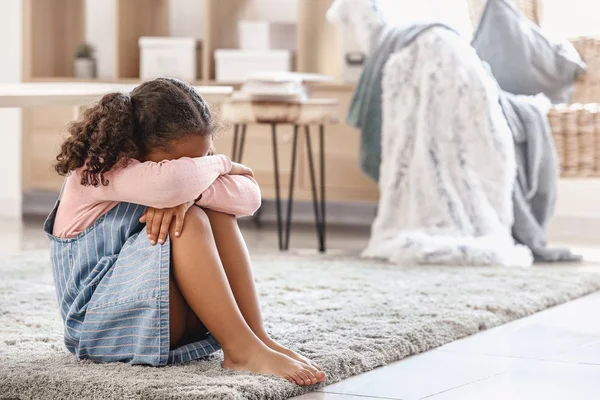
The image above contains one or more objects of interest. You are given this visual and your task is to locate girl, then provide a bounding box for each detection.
[44,77,326,386]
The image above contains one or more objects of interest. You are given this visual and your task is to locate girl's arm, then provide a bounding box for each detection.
[196,175,261,217]
[85,155,232,208]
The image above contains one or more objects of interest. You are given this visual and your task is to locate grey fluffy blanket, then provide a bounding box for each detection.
[348,24,450,182]
[500,92,582,262]
[349,24,581,263]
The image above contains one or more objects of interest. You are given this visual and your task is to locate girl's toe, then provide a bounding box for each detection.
[304,364,325,383]
[304,368,319,385]
[299,370,312,385]
[292,372,306,385]
[316,370,327,382]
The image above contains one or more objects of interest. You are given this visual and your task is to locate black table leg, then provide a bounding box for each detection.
[319,124,326,252]
[232,124,247,163]
[305,125,327,252]
[248,123,325,252]
[284,125,299,250]
[271,124,284,250]
[236,124,246,162]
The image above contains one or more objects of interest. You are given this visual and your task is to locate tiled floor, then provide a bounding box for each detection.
[293,292,600,400]
[3,216,600,400]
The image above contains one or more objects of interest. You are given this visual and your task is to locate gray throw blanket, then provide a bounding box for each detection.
[500,93,582,262]
[350,24,581,263]
[348,23,451,182]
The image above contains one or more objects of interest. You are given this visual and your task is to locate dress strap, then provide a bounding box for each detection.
[44,177,69,235]
[57,176,69,200]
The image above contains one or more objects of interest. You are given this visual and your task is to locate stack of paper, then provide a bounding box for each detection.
[232,72,334,103]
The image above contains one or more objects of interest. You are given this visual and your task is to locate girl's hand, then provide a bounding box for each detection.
[229,162,254,177]
[139,203,188,245]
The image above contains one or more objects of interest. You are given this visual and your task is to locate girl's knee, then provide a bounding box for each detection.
[185,206,212,229]
[170,206,211,238]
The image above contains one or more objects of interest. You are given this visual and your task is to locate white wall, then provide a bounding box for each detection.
[541,0,600,38]
[0,0,23,218]
[85,0,116,79]
[378,0,473,38]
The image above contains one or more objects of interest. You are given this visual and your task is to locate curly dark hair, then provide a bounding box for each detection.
[54,77,216,187]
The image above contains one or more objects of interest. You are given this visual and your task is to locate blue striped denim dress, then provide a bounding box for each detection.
[44,194,221,365]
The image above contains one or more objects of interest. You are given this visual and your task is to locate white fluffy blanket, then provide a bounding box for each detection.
[362,28,533,267]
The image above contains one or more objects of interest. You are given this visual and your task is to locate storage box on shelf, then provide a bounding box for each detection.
[139,37,202,82]
[215,19,297,83]
[214,50,293,82]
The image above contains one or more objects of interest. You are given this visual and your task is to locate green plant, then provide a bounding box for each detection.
[75,43,95,59]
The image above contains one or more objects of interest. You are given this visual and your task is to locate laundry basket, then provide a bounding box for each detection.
[468,0,600,177]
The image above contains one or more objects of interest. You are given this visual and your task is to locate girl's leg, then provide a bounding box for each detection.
[168,206,319,386]
[203,208,325,383]
[169,278,189,349]
[170,278,209,348]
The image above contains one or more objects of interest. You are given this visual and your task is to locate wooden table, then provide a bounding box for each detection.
[0,82,232,107]
[0,83,233,218]
[221,98,340,252]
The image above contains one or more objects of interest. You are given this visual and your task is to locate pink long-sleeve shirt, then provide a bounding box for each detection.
[52,155,261,238]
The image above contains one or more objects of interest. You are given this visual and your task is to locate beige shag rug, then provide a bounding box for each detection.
[1,251,600,399]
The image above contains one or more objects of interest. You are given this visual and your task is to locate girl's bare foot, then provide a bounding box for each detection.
[262,338,326,382]
[222,343,322,385]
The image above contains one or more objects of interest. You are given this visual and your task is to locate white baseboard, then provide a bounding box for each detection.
[22,190,58,216]
[22,178,600,242]
[22,189,377,226]
[255,199,377,226]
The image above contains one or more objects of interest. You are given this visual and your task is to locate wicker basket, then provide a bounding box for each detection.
[548,104,600,177]
[467,0,600,177]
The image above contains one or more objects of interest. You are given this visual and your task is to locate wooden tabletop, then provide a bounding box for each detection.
[222,98,341,124]
[0,83,234,108]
